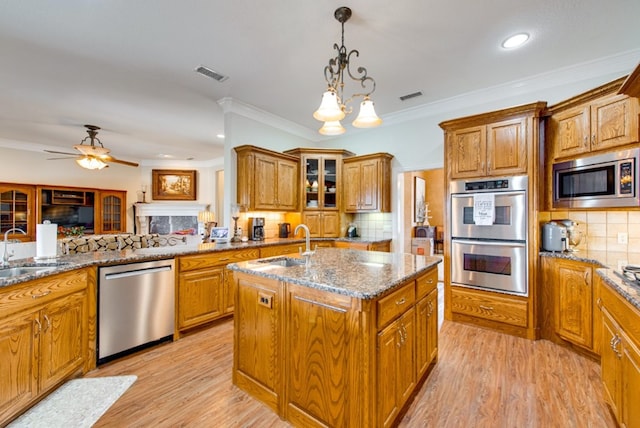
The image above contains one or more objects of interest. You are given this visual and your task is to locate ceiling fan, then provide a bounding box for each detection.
[45,124,139,169]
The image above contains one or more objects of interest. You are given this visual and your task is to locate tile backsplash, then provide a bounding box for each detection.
[540,210,640,267]
[352,213,394,240]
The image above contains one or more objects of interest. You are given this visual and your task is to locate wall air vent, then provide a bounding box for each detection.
[195,65,229,82]
[399,91,423,101]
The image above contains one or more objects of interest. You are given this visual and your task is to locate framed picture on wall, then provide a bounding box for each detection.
[152,169,197,200]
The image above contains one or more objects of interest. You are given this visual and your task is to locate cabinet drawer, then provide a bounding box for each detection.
[0,269,89,317]
[178,249,260,272]
[377,282,416,330]
[416,268,438,300]
[451,287,528,328]
[260,244,303,258]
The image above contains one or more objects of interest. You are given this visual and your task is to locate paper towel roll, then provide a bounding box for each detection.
[36,222,58,260]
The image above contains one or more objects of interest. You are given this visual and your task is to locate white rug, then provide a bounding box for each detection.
[9,375,137,428]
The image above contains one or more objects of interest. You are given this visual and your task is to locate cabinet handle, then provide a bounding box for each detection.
[32,290,51,299]
[427,278,434,284]
[218,258,230,262]
[427,301,434,317]
[34,318,42,337]
[584,271,590,286]
[43,315,51,332]
[591,134,596,145]
[479,305,494,311]
[611,335,622,359]
[596,298,602,309]
[396,297,406,306]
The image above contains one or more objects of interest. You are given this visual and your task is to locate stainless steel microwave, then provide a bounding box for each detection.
[553,148,639,209]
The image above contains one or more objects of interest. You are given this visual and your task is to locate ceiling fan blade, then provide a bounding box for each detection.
[103,155,139,167]
[45,149,78,156]
[47,156,77,160]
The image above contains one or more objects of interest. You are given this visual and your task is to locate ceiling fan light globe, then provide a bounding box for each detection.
[313,90,345,122]
[352,98,382,128]
[76,156,108,170]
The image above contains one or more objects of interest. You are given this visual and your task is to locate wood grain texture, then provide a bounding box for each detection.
[82,318,615,427]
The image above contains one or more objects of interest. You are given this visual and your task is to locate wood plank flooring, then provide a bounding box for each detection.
[87,319,616,427]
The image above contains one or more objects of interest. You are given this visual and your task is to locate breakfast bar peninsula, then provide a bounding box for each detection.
[227,248,441,428]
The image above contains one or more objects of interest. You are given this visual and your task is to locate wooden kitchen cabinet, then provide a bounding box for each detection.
[416,269,438,378]
[0,269,90,424]
[334,240,391,252]
[177,248,260,333]
[343,153,393,213]
[539,257,600,356]
[301,211,339,237]
[98,190,127,233]
[232,265,439,427]
[548,80,639,160]
[599,276,640,428]
[0,183,35,241]
[235,145,299,212]
[441,102,546,179]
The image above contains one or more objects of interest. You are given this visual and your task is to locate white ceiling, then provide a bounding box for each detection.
[0,0,639,165]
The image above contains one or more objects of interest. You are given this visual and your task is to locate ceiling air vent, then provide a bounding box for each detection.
[399,91,423,101]
[195,65,229,82]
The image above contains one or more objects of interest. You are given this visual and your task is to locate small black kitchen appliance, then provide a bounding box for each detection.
[249,217,265,241]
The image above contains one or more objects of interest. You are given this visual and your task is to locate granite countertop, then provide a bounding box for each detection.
[540,250,640,311]
[0,237,392,288]
[227,247,441,300]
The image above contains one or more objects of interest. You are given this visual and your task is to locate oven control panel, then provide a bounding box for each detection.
[464,179,510,191]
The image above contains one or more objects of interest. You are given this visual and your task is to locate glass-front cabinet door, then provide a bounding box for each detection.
[304,156,339,210]
[0,184,35,241]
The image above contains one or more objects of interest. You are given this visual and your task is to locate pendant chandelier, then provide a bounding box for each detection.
[313,6,382,136]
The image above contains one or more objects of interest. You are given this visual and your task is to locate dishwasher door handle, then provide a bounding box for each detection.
[104,265,172,280]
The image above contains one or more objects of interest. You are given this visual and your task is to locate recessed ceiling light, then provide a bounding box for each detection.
[157,153,174,159]
[216,134,225,139]
[501,33,530,49]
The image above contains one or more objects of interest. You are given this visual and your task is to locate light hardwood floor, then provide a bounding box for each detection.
[88,319,616,427]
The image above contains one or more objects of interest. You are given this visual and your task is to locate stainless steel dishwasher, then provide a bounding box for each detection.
[98,259,175,364]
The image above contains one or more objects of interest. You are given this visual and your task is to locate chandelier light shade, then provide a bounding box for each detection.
[318,120,346,136]
[313,6,382,134]
[352,97,383,128]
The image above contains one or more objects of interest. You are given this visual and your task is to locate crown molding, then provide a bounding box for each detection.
[217,97,318,141]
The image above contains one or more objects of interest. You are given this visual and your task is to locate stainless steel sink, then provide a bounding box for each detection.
[258,257,306,267]
[0,266,57,279]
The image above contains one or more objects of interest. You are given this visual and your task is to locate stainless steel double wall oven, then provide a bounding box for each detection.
[450,175,528,296]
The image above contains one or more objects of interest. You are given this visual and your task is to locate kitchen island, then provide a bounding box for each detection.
[227,248,441,428]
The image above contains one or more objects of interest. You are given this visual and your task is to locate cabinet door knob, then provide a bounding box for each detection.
[32,290,51,299]
[34,318,42,337]
[479,305,494,311]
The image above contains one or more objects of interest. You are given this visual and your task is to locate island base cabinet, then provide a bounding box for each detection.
[285,284,356,428]
[231,265,440,428]
[233,272,283,415]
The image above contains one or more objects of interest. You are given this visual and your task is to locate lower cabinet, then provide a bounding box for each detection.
[599,278,640,428]
[233,266,439,427]
[0,269,90,424]
[177,248,259,333]
[334,240,391,252]
[539,257,599,356]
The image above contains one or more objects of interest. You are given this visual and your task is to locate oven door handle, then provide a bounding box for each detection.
[452,239,526,248]
[451,190,526,199]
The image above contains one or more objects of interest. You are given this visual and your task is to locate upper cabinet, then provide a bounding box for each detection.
[284,148,355,211]
[547,78,640,161]
[343,153,393,213]
[98,191,127,234]
[441,102,546,180]
[0,183,35,241]
[235,145,299,212]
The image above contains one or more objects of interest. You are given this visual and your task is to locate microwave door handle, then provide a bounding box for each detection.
[452,239,526,248]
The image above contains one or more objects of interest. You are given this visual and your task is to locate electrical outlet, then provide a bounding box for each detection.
[618,232,628,244]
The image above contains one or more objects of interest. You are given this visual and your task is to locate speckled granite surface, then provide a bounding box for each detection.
[0,237,391,288]
[541,251,640,310]
[228,247,441,299]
